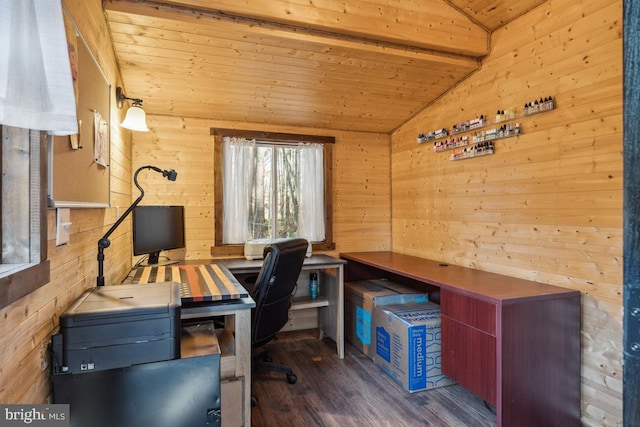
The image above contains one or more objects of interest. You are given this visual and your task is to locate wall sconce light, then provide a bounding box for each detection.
[116,86,149,132]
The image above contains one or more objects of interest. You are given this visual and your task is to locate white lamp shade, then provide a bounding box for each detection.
[121,105,149,131]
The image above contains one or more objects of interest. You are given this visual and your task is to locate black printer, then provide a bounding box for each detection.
[51,282,181,374]
[51,282,223,427]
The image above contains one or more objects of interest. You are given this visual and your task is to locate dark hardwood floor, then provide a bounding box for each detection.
[250,330,497,426]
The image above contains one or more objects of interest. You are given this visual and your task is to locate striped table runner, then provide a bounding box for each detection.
[130,264,249,303]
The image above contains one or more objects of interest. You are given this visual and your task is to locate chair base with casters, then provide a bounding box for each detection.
[251,347,297,406]
[248,238,309,407]
[253,349,297,384]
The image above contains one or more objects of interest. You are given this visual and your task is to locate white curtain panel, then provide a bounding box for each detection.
[0,0,77,135]
[222,137,256,244]
[298,143,325,242]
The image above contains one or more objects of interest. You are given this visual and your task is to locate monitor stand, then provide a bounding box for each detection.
[144,251,180,267]
[147,251,160,265]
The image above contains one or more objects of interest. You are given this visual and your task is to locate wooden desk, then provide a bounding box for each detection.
[220,255,346,359]
[340,251,581,427]
[129,263,249,302]
[125,263,255,427]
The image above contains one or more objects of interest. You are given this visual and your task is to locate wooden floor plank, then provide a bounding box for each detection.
[250,330,497,426]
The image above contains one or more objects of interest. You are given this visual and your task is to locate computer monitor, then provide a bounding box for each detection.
[133,205,185,265]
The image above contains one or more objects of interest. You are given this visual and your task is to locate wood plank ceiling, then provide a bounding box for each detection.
[104,0,547,133]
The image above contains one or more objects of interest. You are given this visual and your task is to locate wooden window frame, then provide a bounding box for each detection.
[211,128,335,257]
[0,127,50,310]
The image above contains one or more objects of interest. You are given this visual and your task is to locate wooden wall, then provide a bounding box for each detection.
[390,0,623,425]
[132,115,392,261]
[0,0,132,403]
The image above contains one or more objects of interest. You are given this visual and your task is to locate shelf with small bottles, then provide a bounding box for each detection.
[418,95,555,152]
[470,122,521,144]
[417,127,449,144]
[522,96,554,116]
[449,114,493,135]
[450,141,494,161]
[433,135,468,152]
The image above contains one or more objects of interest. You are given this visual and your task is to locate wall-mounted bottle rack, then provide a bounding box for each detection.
[450,141,494,160]
[417,128,449,144]
[418,96,554,161]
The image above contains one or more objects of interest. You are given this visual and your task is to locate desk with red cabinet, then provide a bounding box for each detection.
[340,251,581,427]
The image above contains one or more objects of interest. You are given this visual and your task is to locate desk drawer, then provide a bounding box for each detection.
[441,289,496,335]
[441,315,496,404]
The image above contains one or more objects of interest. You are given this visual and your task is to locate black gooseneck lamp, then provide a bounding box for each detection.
[96,165,178,287]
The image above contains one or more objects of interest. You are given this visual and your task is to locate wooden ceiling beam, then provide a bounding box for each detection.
[107,28,476,82]
[105,0,489,57]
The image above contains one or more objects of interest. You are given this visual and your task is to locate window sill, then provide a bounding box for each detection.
[0,263,34,277]
[0,260,50,310]
[210,242,335,258]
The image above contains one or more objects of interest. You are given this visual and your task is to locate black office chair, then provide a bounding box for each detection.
[249,238,308,406]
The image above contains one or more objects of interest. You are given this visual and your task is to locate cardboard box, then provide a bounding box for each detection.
[374,295,454,393]
[181,320,221,358]
[344,279,419,359]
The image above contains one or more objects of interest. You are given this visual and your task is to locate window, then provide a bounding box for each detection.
[0,126,50,309]
[212,129,334,256]
[0,2,75,309]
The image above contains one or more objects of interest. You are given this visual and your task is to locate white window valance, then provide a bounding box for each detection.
[0,0,77,135]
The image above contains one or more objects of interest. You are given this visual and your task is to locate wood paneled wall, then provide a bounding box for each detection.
[0,0,132,403]
[391,0,622,425]
[132,115,392,261]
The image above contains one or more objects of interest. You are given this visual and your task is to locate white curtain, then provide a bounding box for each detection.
[223,138,325,244]
[222,137,256,244]
[298,143,325,242]
[0,0,77,135]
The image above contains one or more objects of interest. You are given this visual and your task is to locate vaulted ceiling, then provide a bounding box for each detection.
[104,0,548,133]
